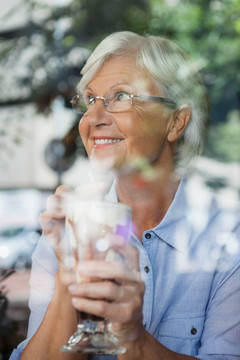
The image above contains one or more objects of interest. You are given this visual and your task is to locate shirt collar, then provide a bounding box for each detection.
[152,180,190,251]
[104,179,191,252]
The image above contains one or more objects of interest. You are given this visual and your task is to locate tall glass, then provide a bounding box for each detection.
[61,200,132,354]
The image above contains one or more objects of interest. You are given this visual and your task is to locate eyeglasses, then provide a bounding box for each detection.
[70,91,176,114]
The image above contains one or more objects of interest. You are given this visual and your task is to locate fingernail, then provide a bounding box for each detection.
[68,284,77,293]
[77,263,85,272]
[72,297,78,305]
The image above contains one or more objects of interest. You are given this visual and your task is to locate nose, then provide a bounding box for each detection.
[83,100,113,127]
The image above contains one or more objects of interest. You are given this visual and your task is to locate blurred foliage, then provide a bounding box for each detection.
[0,0,239,163]
[205,110,240,162]
[149,0,240,106]
[0,0,149,111]
[147,0,240,162]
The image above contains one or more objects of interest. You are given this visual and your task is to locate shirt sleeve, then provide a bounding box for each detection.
[9,234,58,358]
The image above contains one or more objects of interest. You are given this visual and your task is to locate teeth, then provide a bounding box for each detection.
[95,139,122,145]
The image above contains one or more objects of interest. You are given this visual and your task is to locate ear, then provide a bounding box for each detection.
[167,104,191,143]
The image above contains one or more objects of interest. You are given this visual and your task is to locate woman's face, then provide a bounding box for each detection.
[78,56,174,170]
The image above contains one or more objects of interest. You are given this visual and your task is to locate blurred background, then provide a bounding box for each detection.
[0,0,239,358]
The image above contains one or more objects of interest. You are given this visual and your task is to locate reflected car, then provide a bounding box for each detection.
[0,227,40,271]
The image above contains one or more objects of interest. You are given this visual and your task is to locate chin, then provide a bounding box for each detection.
[89,154,121,171]
[90,147,127,170]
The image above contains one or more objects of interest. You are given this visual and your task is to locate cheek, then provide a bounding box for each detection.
[78,119,93,158]
[78,119,87,144]
[126,112,164,144]
[78,117,84,133]
[140,109,170,141]
[127,118,170,158]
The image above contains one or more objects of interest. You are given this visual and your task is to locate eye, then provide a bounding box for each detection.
[114,91,131,102]
[84,94,95,105]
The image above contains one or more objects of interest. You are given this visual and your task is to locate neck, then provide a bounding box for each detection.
[115,167,180,239]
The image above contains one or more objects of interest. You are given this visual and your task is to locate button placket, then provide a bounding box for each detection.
[140,232,154,331]
[142,261,152,331]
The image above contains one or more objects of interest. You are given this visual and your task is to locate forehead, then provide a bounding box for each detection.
[86,56,157,93]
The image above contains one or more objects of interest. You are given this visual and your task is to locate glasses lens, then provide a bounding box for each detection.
[71,95,87,114]
[108,91,132,112]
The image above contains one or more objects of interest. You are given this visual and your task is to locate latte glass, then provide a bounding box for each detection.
[61,200,132,354]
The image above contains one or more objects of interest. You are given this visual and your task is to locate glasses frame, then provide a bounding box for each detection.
[70,92,177,114]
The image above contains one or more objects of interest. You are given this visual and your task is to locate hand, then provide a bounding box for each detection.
[63,240,146,345]
[39,182,110,266]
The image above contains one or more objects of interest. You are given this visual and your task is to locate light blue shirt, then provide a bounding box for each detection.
[10,180,240,359]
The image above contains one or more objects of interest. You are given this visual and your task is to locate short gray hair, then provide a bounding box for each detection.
[78,31,209,175]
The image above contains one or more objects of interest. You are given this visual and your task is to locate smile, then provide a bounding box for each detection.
[94,138,123,145]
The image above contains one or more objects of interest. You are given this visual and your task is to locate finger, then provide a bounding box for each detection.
[46,195,66,216]
[45,186,72,215]
[40,192,68,233]
[69,280,143,303]
[71,295,143,324]
[39,212,65,235]
[69,280,122,301]
[55,184,72,196]
[107,238,140,271]
[39,212,66,261]
[60,268,76,286]
[77,261,142,283]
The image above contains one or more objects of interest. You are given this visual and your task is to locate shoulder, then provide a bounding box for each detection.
[178,177,240,273]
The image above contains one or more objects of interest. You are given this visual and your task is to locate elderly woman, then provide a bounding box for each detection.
[11,31,240,360]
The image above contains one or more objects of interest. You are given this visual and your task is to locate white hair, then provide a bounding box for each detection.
[78,31,209,175]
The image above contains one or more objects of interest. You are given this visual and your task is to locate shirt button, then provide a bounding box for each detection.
[191,327,197,335]
[145,233,151,239]
[144,266,150,273]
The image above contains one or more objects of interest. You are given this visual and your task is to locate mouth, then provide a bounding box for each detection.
[93,137,124,146]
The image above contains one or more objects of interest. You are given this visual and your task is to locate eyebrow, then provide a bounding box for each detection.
[109,82,132,89]
[84,82,132,94]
